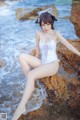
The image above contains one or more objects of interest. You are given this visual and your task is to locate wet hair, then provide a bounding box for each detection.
[35,12,57,30]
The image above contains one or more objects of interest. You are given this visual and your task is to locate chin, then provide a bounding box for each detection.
[44,30,48,32]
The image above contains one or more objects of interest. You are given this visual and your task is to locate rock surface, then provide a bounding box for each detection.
[0,59,6,68]
[0,1,9,7]
[18,39,80,120]
[70,0,80,37]
[16,4,58,20]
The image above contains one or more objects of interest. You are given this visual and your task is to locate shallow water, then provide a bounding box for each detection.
[0,0,78,119]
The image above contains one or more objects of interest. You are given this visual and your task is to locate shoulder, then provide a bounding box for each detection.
[53,30,64,41]
[52,30,61,42]
[36,30,43,39]
[36,31,41,41]
[52,30,64,43]
[36,30,42,36]
[53,30,61,37]
[36,31,40,38]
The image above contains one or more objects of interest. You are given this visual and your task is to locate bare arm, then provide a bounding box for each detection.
[35,31,40,58]
[56,31,80,56]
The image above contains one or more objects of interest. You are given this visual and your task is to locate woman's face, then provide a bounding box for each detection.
[41,21,52,33]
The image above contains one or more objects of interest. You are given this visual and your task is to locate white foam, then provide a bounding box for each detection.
[0,0,18,16]
[5,0,18,6]
[0,7,14,16]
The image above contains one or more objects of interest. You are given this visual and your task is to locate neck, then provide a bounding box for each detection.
[43,29,54,35]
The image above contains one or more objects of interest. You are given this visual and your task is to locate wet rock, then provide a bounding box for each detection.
[18,101,75,120]
[57,40,80,79]
[0,0,5,2]
[61,16,70,19]
[0,1,9,7]
[12,91,22,98]
[16,4,58,20]
[70,0,80,37]
[0,95,12,104]
[30,40,80,100]
[18,39,80,120]
[67,91,80,120]
[0,59,6,68]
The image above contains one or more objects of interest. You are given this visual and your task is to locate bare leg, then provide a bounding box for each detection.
[12,77,34,120]
[18,53,41,77]
[12,53,42,120]
[12,53,59,120]
[19,60,59,109]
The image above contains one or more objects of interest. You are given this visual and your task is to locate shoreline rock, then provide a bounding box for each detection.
[18,39,80,120]
[16,4,58,20]
[70,0,80,37]
[0,59,6,68]
[0,1,9,7]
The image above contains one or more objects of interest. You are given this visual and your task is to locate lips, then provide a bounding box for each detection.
[45,29,48,32]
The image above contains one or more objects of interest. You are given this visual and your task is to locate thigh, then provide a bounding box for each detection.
[28,60,59,80]
[20,53,42,68]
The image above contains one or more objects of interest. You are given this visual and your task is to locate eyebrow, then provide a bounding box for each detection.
[41,22,50,25]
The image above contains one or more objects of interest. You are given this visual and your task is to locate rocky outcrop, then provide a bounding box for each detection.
[31,39,80,99]
[70,0,80,37]
[0,1,9,7]
[16,4,58,20]
[18,39,80,120]
[0,59,6,68]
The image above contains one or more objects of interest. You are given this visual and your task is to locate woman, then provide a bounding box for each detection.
[12,9,80,120]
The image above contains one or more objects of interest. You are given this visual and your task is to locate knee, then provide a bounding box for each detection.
[18,53,26,62]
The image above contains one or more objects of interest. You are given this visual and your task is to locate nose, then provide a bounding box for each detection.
[45,25,48,29]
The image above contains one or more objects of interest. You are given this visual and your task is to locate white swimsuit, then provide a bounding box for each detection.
[39,39,60,64]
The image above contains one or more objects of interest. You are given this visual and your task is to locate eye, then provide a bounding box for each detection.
[41,24,45,26]
[47,23,50,25]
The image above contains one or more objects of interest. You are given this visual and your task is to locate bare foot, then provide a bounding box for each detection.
[12,107,26,120]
